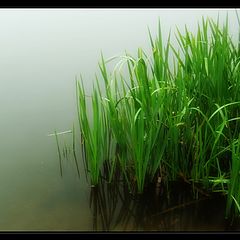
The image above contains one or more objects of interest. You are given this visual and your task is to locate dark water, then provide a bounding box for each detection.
[87,178,240,231]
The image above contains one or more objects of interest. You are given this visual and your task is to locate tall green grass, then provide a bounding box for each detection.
[226,135,240,217]
[76,78,111,185]
[75,15,240,217]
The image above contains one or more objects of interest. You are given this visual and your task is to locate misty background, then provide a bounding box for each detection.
[0,8,239,230]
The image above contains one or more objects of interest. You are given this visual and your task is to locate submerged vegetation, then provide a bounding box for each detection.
[75,15,240,218]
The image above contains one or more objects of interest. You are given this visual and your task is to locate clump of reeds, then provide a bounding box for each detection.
[76,15,240,217]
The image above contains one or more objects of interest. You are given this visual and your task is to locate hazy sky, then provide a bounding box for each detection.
[0,8,239,134]
[0,8,239,133]
[0,9,239,76]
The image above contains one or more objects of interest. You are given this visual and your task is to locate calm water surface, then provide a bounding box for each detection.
[0,9,240,231]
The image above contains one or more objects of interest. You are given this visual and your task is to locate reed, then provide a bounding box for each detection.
[74,15,240,217]
[54,130,63,177]
[76,77,110,185]
[226,136,240,216]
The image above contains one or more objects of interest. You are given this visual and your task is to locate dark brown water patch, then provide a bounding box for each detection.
[88,179,240,231]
